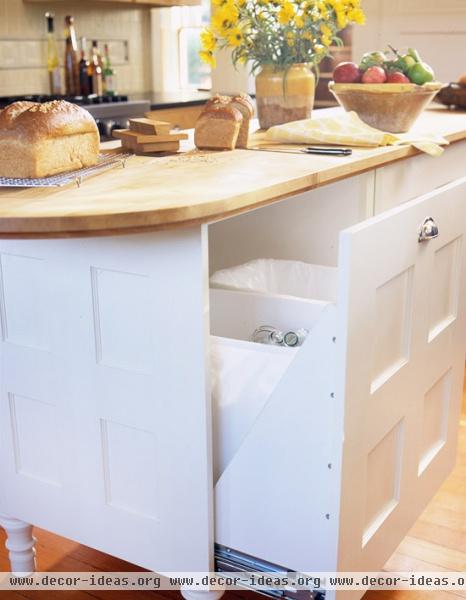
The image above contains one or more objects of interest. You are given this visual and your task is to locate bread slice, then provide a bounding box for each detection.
[0,100,99,178]
[194,104,243,151]
[129,118,172,135]
[230,94,254,148]
[122,138,180,154]
[113,129,188,143]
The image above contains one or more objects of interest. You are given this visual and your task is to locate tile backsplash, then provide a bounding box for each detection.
[0,0,153,96]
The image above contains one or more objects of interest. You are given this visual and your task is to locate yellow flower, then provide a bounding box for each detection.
[285,30,295,46]
[294,14,304,27]
[227,27,244,46]
[199,50,216,68]
[277,0,295,25]
[211,2,239,34]
[335,7,347,28]
[348,7,365,24]
[314,43,326,54]
[315,0,328,19]
[321,33,332,46]
[320,22,332,36]
[200,28,217,52]
[302,30,313,41]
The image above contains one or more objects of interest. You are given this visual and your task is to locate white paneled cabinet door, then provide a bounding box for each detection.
[337,177,466,579]
[0,228,214,575]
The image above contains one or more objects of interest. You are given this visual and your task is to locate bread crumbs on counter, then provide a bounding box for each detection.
[163,151,221,167]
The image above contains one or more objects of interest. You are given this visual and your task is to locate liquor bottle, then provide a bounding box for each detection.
[46,13,62,95]
[103,44,116,96]
[78,37,90,96]
[64,15,79,95]
[90,40,103,97]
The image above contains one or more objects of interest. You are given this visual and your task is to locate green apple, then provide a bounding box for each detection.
[408,62,435,85]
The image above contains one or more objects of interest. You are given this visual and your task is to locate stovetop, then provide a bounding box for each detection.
[0,94,130,108]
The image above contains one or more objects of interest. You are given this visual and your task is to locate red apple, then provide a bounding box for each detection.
[333,62,362,83]
[361,66,387,84]
[386,70,410,84]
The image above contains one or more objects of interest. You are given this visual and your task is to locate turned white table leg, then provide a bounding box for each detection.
[0,515,36,574]
[181,590,225,600]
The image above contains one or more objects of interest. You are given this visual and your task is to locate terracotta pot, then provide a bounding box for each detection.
[255,63,315,129]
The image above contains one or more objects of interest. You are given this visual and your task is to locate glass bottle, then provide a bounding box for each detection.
[64,15,79,96]
[78,37,90,96]
[91,40,103,97]
[46,13,62,95]
[251,325,308,347]
[103,44,116,96]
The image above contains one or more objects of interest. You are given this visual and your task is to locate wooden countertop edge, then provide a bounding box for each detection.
[0,130,463,239]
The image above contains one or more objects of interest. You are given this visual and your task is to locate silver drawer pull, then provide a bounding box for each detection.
[418,217,439,243]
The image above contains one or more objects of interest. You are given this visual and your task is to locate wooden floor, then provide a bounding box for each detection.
[1,381,465,600]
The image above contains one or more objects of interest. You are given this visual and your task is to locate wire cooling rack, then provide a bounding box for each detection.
[0,152,133,188]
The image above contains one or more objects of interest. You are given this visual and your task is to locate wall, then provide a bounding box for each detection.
[0,0,153,96]
[211,49,253,96]
[352,0,466,83]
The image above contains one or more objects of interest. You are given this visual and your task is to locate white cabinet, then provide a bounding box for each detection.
[0,154,465,600]
[0,229,215,574]
[210,175,466,596]
[373,139,466,214]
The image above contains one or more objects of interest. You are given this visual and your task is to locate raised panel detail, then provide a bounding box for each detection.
[419,370,451,475]
[91,267,153,372]
[371,268,414,392]
[363,420,404,546]
[428,238,461,342]
[0,254,49,350]
[101,419,158,519]
[8,393,60,485]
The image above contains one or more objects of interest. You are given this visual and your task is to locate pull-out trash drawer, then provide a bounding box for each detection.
[213,177,466,600]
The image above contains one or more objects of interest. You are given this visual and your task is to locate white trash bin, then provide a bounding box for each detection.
[211,336,297,482]
[210,258,337,302]
[210,259,337,482]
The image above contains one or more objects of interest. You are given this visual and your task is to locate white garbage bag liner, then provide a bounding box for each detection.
[211,336,297,482]
[210,258,337,302]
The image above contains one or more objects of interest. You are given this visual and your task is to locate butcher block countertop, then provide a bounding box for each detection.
[0,107,465,238]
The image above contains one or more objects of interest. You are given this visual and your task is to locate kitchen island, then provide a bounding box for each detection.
[0,107,466,600]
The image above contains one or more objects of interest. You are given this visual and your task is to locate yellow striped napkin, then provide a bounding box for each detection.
[265,111,448,157]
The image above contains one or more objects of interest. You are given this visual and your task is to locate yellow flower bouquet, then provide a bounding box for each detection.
[200,0,366,128]
[201,0,364,71]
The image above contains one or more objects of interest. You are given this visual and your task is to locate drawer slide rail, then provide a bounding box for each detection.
[215,545,324,600]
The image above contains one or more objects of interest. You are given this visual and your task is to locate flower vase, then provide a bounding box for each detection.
[255,63,315,129]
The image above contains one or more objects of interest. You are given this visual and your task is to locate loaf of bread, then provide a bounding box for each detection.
[230,94,254,148]
[0,100,100,179]
[194,104,243,151]
[203,93,231,110]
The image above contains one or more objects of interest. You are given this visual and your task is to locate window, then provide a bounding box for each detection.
[151,0,212,92]
[178,0,211,89]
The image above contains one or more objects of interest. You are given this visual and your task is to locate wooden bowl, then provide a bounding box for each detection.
[435,83,466,109]
[328,81,442,133]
